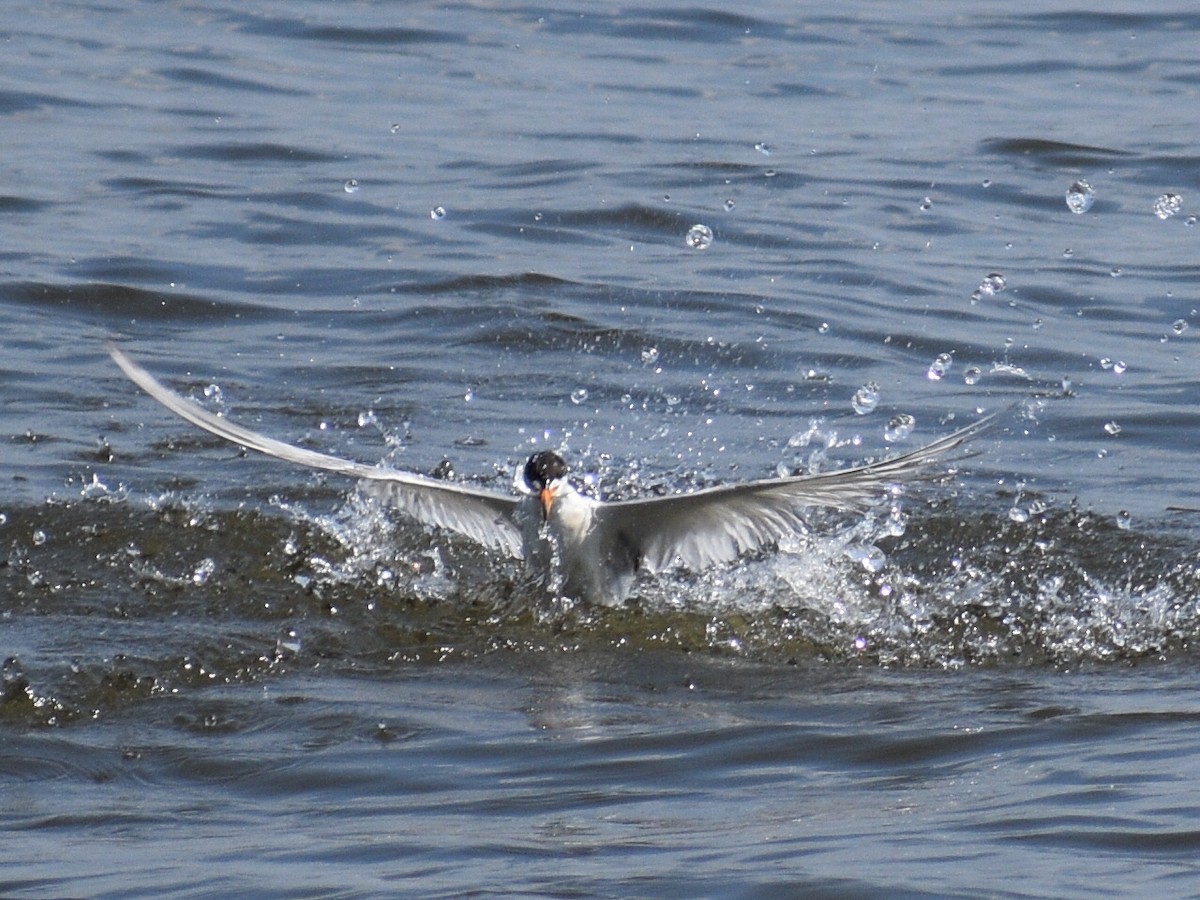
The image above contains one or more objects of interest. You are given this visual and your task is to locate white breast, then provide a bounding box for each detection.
[519,483,630,605]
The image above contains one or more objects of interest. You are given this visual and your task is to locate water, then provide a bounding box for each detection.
[1065,180,1097,215]
[3,1,1200,895]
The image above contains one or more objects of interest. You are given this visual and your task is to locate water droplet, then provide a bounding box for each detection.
[884,414,915,442]
[1103,420,1122,436]
[754,142,771,155]
[641,346,659,365]
[1109,267,1122,278]
[1116,510,1132,530]
[1008,506,1030,524]
[357,409,377,428]
[3,656,24,684]
[979,272,1006,295]
[1186,216,1197,227]
[970,272,1006,305]
[786,422,821,449]
[919,196,932,211]
[685,223,714,250]
[276,627,302,656]
[570,388,589,405]
[963,366,982,385]
[1112,360,1127,374]
[203,383,223,405]
[927,352,953,381]
[430,206,446,220]
[81,474,109,500]
[390,123,401,134]
[192,557,216,585]
[1065,179,1095,214]
[1172,318,1188,335]
[723,199,736,211]
[817,322,830,335]
[1153,192,1183,219]
[845,543,887,573]
[32,529,47,546]
[851,381,880,415]
[343,178,360,194]
[982,178,992,188]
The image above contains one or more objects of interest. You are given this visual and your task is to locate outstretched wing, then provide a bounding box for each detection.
[109,344,523,558]
[590,414,998,574]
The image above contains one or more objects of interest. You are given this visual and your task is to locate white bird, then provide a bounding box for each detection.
[109,344,996,605]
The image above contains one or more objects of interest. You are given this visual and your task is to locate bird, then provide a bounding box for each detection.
[109,344,996,605]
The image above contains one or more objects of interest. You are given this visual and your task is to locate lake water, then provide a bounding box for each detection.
[3,1,1200,896]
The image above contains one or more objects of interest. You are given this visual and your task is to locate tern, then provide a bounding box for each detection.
[110,344,995,605]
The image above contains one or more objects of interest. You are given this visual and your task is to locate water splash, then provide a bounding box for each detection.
[845,542,887,573]
[2,481,1199,733]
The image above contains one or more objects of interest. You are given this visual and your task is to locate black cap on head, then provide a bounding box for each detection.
[524,450,567,491]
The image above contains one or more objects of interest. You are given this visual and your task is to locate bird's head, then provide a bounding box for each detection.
[522,450,568,519]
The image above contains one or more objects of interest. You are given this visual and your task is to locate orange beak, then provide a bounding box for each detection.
[539,485,557,520]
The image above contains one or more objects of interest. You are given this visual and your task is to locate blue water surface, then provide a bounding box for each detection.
[2,2,1200,896]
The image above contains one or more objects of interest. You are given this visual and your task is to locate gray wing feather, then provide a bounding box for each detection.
[109,344,523,558]
[593,414,997,574]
